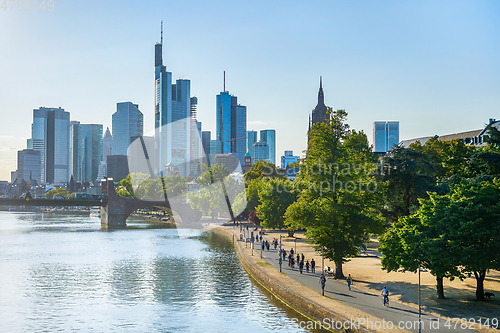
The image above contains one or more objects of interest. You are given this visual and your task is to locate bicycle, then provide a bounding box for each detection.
[383,294,390,307]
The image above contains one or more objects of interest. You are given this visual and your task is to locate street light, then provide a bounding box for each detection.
[418,265,422,333]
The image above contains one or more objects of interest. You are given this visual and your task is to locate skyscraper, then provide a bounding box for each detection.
[246,130,257,157]
[69,120,80,181]
[373,121,400,153]
[102,127,112,162]
[112,102,143,156]
[29,107,70,184]
[260,129,276,165]
[17,149,41,183]
[253,141,269,163]
[281,150,299,169]
[216,88,247,165]
[154,25,191,177]
[79,124,103,183]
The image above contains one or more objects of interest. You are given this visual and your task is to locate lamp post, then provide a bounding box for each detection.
[418,265,422,333]
[295,237,297,254]
[322,246,324,273]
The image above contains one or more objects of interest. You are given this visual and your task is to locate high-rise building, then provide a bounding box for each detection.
[103,127,112,162]
[281,150,299,169]
[112,102,143,156]
[260,129,276,165]
[189,97,203,177]
[201,131,211,157]
[216,89,247,166]
[253,141,269,163]
[154,27,192,177]
[69,121,80,181]
[79,124,103,183]
[373,121,400,153]
[30,107,70,184]
[246,130,257,157]
[17,149,41,183]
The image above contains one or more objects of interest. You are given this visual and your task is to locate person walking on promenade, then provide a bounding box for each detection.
[346,274,352,291]
[282,249,286,261]
[290,248,294,256]
[301,253,305,263]
[320,273,326,296]
[296,254,300,266]
[299,260,304,274]
[311,258,315,273]
[288,253,292,267]
[290,256,295,269]
[305,260,310,273]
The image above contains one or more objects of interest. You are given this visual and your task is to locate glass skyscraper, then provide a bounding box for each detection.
[154,35,191,177]
[281,150,299,169]
[216,90,247,166]
[17,149,41,183]
[79,124,103,183]
[246,130,257,157]
[260,129,276,165]
[69,121,80,181]
[253,141,269,163]
[112,102,143,156]
[373,121,400,152]
[30,107,70,184]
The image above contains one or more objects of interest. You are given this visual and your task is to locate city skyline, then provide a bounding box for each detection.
[1,0,500,181]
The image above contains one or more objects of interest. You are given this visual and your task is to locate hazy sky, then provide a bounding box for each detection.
[1,0,499,181]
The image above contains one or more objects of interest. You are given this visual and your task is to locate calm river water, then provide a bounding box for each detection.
[0,211,329,332]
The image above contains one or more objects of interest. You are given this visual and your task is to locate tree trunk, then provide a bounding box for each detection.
[334,260,344,279]
[474,270,486,301]
[436,276,445,299]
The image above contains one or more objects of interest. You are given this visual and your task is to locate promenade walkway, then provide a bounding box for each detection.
[231,225,476,333]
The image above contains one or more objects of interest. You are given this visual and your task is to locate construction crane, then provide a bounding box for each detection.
[226,136,246,153]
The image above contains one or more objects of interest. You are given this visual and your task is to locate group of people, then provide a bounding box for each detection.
[279,247,316,275]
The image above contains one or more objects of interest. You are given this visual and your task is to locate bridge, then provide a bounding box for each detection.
[0,179,202,229]
[100,178,202,229]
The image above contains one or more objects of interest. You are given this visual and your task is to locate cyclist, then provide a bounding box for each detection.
[381,286,389,306]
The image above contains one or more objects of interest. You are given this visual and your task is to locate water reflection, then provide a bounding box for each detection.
[0,212,330,332]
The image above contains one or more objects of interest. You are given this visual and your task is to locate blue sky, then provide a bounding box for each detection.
[1,0,499,181]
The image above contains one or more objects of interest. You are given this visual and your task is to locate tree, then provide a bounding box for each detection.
[256,178,297,229]
[285,109,384,279]
[188,164,244,222]
[379,211,463,299]
[243,159,285,184]
[46,188,68,199]
[380,145,437,223]
[115,175,135,198]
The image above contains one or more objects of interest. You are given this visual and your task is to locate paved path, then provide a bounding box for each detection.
[242,232,474,333]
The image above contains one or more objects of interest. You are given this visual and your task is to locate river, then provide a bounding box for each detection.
[0,211,329,332]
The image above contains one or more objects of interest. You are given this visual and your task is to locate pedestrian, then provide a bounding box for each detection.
[311,258,315,273]
[301,253,305,262]
[296,254,300,266]
[346,274,352,291]
[290,248,294,256]
[290,256,295,269]
[320,273,326,296]
[299,260,304,274]
[288,253,292,267]
[282,249,286,261]
[305,260,310,273]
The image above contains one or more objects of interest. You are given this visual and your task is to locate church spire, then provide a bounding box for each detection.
[318,76,324,106]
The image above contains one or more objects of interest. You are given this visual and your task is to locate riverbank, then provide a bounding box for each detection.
[211,224,381,333]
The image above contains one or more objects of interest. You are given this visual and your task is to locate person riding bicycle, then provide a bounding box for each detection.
[381,287,389,306]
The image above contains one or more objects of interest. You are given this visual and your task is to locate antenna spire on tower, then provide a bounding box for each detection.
[224,71,226,92]
[161,20,163,44]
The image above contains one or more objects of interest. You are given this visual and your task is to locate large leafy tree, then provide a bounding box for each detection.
[380,145,437,223]
[256,178,297,229]
[285,109,384,279]
[189,164,244,221]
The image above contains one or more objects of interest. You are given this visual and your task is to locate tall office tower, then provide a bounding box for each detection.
[252,141,269,163]
[309,77,329,129]
[79,124,103,183]
[260,129,276,165]
[281,150,299,169]
[112,102,143,156]
[102,127,112,161]
[17,149,41,183]
[69,121,80,180]
[30,107,70,184]
[201,131,211,157]
[373,121,400,153]
[189,97,202,177]
[154,25,191,177]
[246,130,257,156]
[216,88,247,166]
